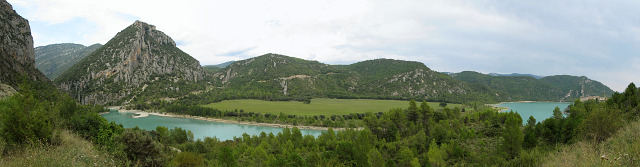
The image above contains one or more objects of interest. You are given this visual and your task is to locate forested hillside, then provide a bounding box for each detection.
[34,43,102,79]
[187,54,495,106]
[539,75,614,100]
[449,71,564,101]
[176,55,614,107]
[448,71,613,102]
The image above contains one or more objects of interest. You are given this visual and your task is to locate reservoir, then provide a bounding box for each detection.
[101,111,325,141]
[496,102,571,125]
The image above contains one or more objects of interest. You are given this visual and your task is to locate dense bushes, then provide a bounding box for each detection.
[0,90,54,148]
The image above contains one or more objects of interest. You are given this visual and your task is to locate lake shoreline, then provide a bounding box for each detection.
[487,101,572,113]
[105,106,357,131]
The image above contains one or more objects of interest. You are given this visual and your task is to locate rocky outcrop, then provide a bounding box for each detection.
[0,0,49,92]
[55,20,205,105]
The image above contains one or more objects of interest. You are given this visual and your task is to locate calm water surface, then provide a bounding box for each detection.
[101,111,325,141]
[496,102,571,125]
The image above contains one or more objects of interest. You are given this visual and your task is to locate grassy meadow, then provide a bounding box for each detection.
[202,98,462,116]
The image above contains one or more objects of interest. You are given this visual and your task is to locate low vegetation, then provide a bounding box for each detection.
[0,130,118,166]
[2,78,639,166]
[202,98,460,116]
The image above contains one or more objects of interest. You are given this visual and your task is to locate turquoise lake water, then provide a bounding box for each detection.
[496,102,572,125]
[101,111,325,141]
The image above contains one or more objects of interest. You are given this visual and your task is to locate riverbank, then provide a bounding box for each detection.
[487,101,572,113]
[106,107,358,131]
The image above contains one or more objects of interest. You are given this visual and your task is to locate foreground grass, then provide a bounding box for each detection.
[0,130,118,166]
[203,98,462,116]
[541,119,640,167]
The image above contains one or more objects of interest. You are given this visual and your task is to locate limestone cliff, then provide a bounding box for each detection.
[55,21,205,105]
[0,0,49,98]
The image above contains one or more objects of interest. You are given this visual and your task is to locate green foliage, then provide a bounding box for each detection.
[523,116,538,149]
[500,112,524,159]
[0,82,55,149]
[427,139,446,167]
[118,128,166,166]
[170,151,204,167]
[367,148,384,167]
[578,107,622,143]
[407,99,419,123]
[218,146,237,167]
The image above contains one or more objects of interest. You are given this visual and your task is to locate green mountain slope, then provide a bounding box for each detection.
[206,55,616,103]
[450,71,564,101]
[343,59,487,101]
[206,55,495,103]
[448,71,614,101]
[55,20,206,105]
[539,75,614,99]
[211,54,355,98]
[35,43,102,79]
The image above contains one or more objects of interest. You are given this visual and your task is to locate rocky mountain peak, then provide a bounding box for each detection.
[55,20,205,105]
[130,20,175,46]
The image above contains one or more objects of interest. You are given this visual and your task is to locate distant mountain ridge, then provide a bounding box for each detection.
[55,20,206,105]
[447,71,613,101]
[202,55,614,103]
[207,54,492,102]
[488,73,544,79]
[211,61,235,68]
[539,75,614,99]
[202,61,236,74]
[35,43,102,79]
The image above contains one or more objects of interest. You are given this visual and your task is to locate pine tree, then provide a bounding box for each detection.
[501,113,524,159]
[427,139,446,167]
[523,116,538,148]
[408,99,419,123]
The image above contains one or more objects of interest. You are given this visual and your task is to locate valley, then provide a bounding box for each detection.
[202,98,461,116]
[1,0,638,166]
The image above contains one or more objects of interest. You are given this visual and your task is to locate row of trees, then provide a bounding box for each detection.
[161,104,368,128]
[3,79,639,166]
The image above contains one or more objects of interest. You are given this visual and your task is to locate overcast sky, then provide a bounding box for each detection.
[8,0,640,92]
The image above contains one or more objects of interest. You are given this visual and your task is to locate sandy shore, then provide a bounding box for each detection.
[109,107,358,131]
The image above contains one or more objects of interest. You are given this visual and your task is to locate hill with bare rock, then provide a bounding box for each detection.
[0,0,49,97]
[204,54,494,103]
[55,20,206,105]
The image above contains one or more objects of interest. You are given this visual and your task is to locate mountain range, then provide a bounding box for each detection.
[26,21,614,105]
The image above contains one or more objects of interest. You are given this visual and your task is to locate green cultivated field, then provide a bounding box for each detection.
[202,98,462,116]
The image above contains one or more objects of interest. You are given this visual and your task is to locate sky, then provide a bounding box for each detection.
[7,0,640,92]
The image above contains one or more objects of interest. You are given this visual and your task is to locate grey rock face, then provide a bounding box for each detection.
[56,20,205,105]
[0,0,49,89]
